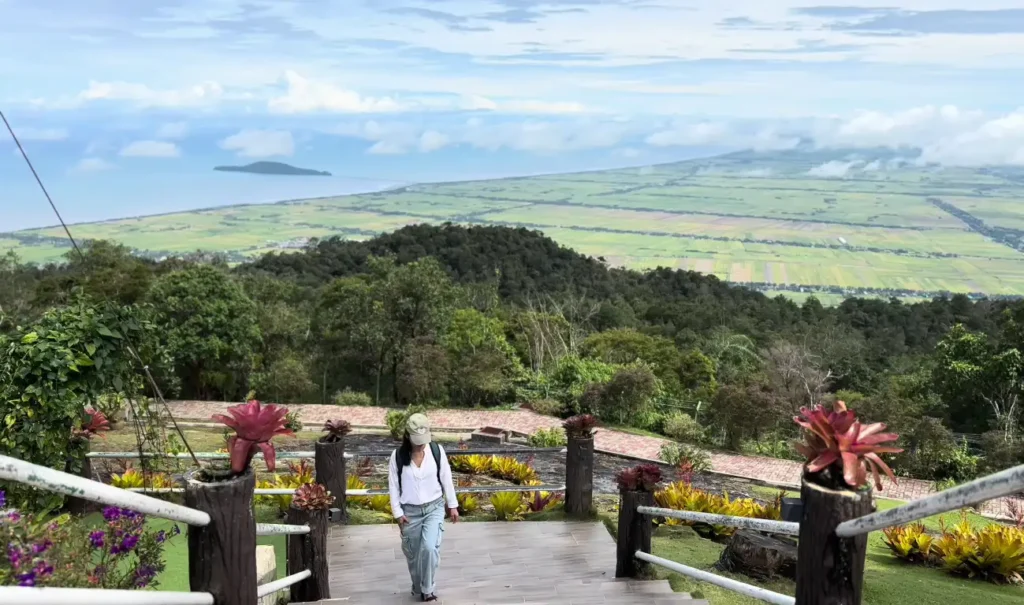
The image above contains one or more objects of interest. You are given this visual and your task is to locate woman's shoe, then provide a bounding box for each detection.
[421,593,438,602]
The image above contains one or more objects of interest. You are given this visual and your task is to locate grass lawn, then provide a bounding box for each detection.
[639,490,1023,605]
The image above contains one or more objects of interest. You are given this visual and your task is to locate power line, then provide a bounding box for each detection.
[1,109,200,468]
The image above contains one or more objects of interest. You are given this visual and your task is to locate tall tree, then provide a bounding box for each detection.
[146,265,261,400]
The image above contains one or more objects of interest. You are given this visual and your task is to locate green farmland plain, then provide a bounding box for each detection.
[6,148,1024,302]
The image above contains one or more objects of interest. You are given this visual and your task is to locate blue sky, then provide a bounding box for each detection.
[3,0,1024,230]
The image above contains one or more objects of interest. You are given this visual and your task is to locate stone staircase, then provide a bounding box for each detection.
[301,521,709,605]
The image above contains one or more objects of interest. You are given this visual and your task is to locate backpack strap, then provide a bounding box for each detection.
[430,442,442,491]
[394,449,402,496]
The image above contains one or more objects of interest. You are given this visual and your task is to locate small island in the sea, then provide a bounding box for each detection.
[213,161,332,176]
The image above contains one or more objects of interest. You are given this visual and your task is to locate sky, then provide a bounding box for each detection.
[3,0,1024,230]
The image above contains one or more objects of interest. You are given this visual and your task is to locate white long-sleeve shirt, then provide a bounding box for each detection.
[388,445,458,519]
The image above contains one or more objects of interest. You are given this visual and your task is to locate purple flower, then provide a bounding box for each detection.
[155,530,166,543]
[171,525,181,536]
[102,507,122,522]
[89,530,105,549]
[135,564,157,587]
[31,540,52,555]
[121,534,140,552]
[7,545,24,568]
[33,561,53,577]
[7,511,21,523]
[0,490,5,508]
[16,571,36,587]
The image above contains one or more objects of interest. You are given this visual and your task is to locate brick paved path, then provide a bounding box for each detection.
[166,400,1019,519]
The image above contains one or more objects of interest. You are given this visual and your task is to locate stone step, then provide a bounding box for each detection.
[297,579,709,604]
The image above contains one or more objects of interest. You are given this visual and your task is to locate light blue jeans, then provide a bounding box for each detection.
[400,497,446,595]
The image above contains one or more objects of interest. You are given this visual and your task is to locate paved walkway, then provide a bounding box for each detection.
[166,401,1019,520]
[315,521,706,604]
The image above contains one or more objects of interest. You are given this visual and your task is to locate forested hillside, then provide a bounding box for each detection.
[3,224,1023,485]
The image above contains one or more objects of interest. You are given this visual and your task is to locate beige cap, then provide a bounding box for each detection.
[407,413,432,445]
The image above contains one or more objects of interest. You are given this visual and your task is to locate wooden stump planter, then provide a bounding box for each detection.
[795,474,873,605]
[315,438,347,522]
[564,435,594,518]
[615,489,654,578]
[717,529,798,581]
[185,468,258,605]
[287,505,331,602]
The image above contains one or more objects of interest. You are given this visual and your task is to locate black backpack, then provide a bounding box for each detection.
[396,441,442,496]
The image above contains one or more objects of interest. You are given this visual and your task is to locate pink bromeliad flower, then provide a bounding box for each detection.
[794,400,903,491]
[212,400,293,474]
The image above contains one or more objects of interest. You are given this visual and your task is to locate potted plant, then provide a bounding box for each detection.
[792,400,902,603]
[287,483,335,601]
[316,419,352,521]
[562,414,598,517]
[614,463,662,578]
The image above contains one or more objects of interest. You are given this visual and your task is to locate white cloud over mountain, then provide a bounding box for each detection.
[219,129,295,158]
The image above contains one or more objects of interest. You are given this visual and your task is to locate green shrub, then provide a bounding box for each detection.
[596,365,659,425]
[386,404,426,440]
[527,427,567,447]
[893,417,980,482]
[659,442,712,473]
[333,388,373,407]
[634,409,665,433]
[527,398,564,417]
[662,412,704,443]
[740,437,802,461]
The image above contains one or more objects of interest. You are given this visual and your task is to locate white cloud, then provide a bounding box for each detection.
[12,127,68,141]
[156,122,188,139]
[646,121,800,151]
[418,130,450,153]
[808,160,861,178]
[119,140,181,158]
[460,95,591,114]
[267,71,404,114]
[70,157,114,173]
[78,80,225,108]
[219,129,294,158]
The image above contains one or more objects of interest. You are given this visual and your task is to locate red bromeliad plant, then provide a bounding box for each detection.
[615,464,663,492]
[212,400,293,475]
[72,408,111,441]
[563,414,599,439]
[793,400,903,491]
[320,419,352,443]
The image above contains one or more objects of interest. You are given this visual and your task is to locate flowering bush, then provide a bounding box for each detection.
[0,491,175,589]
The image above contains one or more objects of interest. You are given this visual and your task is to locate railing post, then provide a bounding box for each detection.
[65,441,94,515]
[185,469,258,605]
[565,434,594,518]
[315,438,347,522]
[286,505,331,602]
[795,474,872,605]
[615,489,653,578]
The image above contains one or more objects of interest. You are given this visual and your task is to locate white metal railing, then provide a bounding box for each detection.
[637,506,800,536]
[635,552,795,605]
[87,445,567,461]
[257,523,310,536]
[0,587,215,605]
[0,454,210,526]
[87,450,353,460]
[124,484,567,496]
[256,569,312,598]
[835,462,1024,537]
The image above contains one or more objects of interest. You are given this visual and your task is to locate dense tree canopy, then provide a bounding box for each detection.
[4,223,1024,484]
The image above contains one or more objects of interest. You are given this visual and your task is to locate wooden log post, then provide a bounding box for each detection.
[565,435,594,518]
[615,489,654,578]
[315,438,347,522]
[795,475,873,605]
[286,506,331,602]
[185,469,258,605]
[65,441,94,515]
